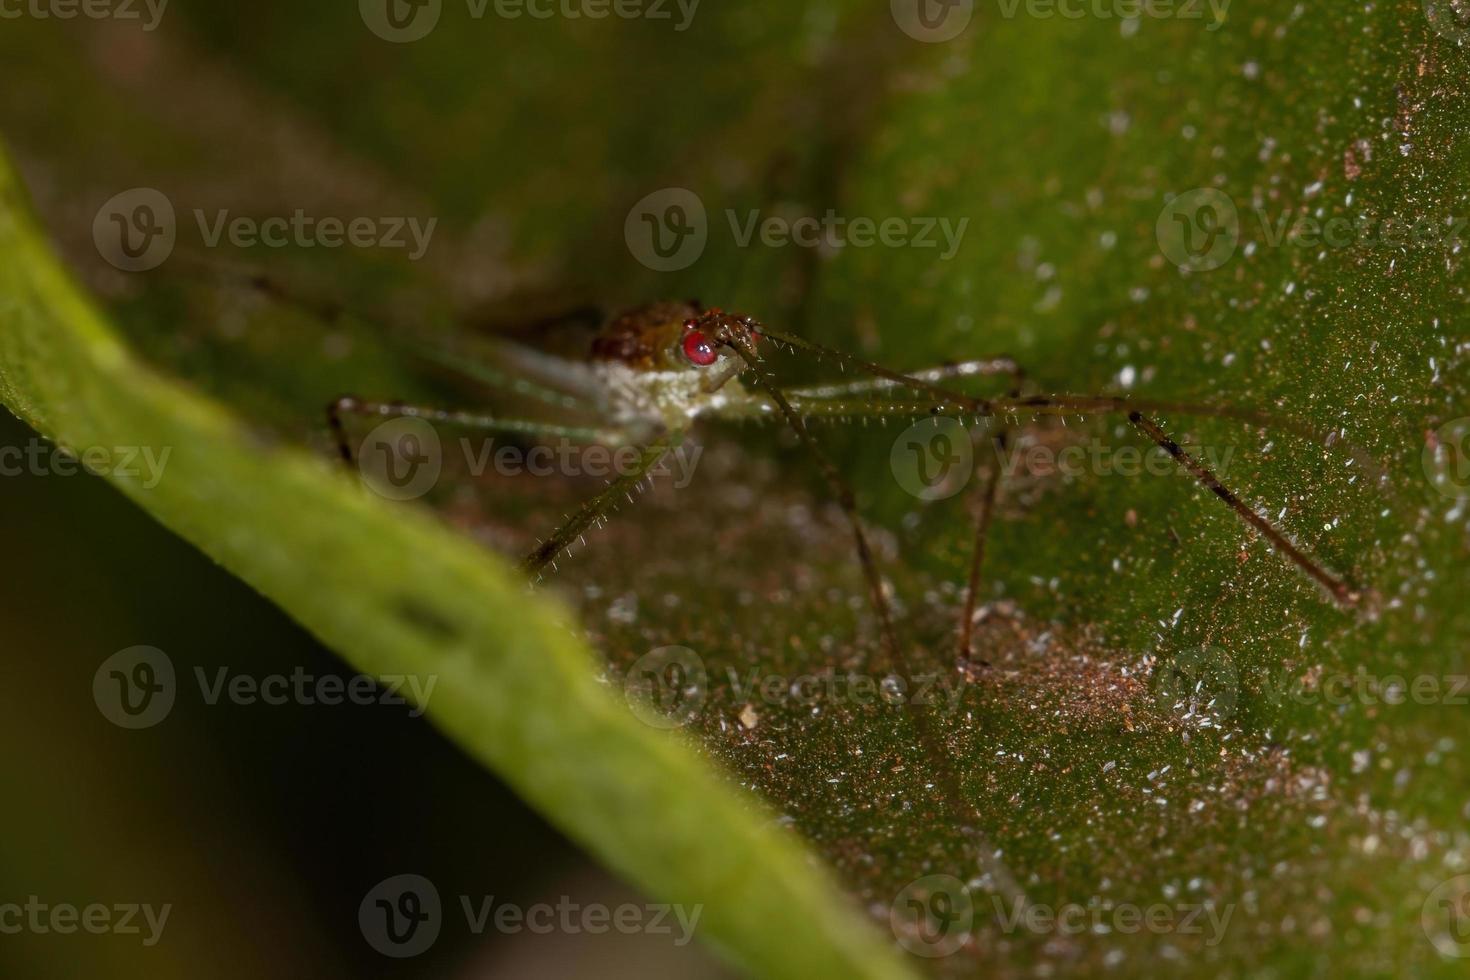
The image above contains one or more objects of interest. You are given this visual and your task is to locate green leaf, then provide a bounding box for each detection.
[3,1,1470,974]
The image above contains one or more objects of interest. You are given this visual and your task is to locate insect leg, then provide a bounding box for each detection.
[326,396,624,465]
[520,438,675,578]
[787,357,1023,399]
[742,327,1368,608]
[957,360,1026,662]
[716,342,907,676]
[1127,411,1360,608]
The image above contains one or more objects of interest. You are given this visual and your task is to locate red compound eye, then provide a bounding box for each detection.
[682,329,718,366]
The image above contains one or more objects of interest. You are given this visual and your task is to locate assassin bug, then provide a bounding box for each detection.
[326,299,1367,682]
[317,288,1369,920]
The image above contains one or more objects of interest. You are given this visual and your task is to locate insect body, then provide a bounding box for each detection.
[328,300,1366,669]
[584,301,759,434]
[323,297,1369,905]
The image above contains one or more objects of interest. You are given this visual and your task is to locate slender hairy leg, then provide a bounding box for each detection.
[790,355,1032,662]
[958,430,1007,662]
[520,438,675,578]
[756,326,1376,452]
[720,335,1034,909]
[958,361,1025,662]
[1127,412,1360,607]
[741,327,1365,608]
[326,395,624,465]
[718,341,906,673]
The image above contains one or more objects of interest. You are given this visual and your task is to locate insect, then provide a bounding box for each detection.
[311,283,1369,913]
[325,299,1367,684]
